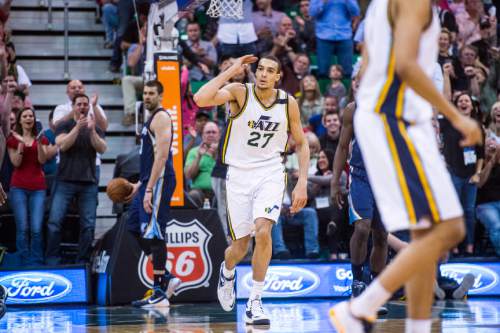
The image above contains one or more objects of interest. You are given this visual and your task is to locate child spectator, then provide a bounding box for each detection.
[298,75,323,126]
[325,64,347,100]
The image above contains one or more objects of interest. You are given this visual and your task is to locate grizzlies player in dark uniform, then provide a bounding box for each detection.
[331,100,388,315]
[125,80,181,307]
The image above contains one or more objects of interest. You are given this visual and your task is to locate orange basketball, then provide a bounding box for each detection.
[106,178,133,203]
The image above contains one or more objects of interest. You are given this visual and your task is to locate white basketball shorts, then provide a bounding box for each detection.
[353,110,463,232]
[225,164,286,240]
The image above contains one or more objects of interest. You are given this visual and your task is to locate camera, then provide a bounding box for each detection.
[480,19,491,30]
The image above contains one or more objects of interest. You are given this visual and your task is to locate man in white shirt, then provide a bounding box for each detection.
[53,80,108,130]
[216,0,258,59]
[53,80,108,180]
[252,0,286,37]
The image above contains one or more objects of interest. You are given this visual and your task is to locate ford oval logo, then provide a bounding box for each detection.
[243,266,320,297]
[0,272,73,304]
[441,264,498,294]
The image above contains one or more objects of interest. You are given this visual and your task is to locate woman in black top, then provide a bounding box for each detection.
[476,138,500,256]
[309,149,342,260]
[440,93,484,255]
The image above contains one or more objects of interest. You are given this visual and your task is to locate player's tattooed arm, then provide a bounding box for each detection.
[194,55,257,109]
[288,95,309,214]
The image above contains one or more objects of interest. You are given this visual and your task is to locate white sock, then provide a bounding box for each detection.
[351,279,391,318]
[249,280,265,300]
[405,319,431,333]
[222,261,235,279]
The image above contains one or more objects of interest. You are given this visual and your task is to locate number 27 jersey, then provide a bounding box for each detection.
[221,83,289,169]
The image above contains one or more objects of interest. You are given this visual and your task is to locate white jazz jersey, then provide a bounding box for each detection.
[222,83,289,240]
[353,0,463,231]
[221,83,289,169]
[357,0,440,123]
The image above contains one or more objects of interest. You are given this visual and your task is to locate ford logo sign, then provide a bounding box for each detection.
[441,264,498,295]
[0,272,73,304]
[243,266,320,297]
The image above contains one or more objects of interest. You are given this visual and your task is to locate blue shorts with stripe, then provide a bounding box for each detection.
[126,175,176,240]
[348,167,383,229]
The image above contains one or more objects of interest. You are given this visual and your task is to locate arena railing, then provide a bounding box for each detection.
[63,0,69,79]
[47,0,53,30]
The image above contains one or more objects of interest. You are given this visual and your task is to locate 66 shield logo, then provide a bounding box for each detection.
[138,219,213,295]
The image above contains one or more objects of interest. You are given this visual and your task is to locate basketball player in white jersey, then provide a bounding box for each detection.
[329,1,482,333]
[194,55,309,325]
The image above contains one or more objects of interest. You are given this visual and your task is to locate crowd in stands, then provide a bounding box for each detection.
[0,1,108,266]
[149,0,497,260]
[0,0,499,267]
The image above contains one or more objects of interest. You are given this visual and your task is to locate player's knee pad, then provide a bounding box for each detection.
[150,238,167,271]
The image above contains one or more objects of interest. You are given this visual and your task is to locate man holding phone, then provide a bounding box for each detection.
[184,121,220,207]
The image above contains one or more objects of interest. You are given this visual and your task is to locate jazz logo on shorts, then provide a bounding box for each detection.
[265,205,280,214]
[138,219,213,295]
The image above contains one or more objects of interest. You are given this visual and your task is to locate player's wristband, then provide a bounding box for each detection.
[145,188,153,193]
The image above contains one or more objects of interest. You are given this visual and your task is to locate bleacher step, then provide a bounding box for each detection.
[13,35,112,58]
[36,109,135,135]
[13,0,96,10]
[102,136,138,161]
[30,84,123,108]
[18,59,118,82]
[10,10,103,32]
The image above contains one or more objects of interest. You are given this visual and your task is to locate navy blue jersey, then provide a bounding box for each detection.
[139,108,175,183]
[349,108,365,170]
[350,138,365,170]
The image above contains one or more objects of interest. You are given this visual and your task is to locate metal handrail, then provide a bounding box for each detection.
[47,0,53,30]
[63,0,70,79]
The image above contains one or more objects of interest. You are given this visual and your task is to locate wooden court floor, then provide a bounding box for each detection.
[1,298,500,332]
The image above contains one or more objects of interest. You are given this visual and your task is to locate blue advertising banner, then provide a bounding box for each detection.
[440,263,500,296]
[236,262,500,299]
[0,267,89,304]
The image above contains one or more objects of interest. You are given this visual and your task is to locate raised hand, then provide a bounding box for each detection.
[198,142,209,156]
[229,54,258,77]
[188,124,197,138]
[91,93,99,107]
[331,181,344,209]
[124,182,140,203]
[87,113,96,131]
[452,114,483,147]
[77,114,88,131]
